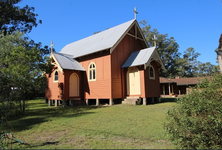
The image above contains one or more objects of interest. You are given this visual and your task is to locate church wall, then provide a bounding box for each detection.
[63,70,84,100]
[45,66,64,100]
[111,34,145,99]
[144,61,161,97]
[122,66,146,98]
[139,67,146,98]
[79,54,112,99]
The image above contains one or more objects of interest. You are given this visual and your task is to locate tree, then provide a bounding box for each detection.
[0,0,42,35]
[0,31,52,116]
[165,73,222,149]
[182,47,200,77]
[139,20,219,78]
[140,20,184,78]
[197,62,220,76]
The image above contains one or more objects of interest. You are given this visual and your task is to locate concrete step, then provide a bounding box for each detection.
[123,98,138,102]
[122,100,137,105]
[125,96,140,99]
[122,97,140,105]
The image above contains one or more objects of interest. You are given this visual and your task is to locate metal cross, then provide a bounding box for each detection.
[50,41,54,53]
[133,7,138,20]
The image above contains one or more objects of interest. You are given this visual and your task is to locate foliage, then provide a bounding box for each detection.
[139,20,219,78]
[182,47,200,77]
[0,0,53,116]
[140,20,182,78]
[197,61,220,76]
[165,73,222,149]
[0,31,52,116]
[0,0,42,35]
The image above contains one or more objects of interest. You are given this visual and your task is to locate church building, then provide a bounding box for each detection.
[45,18,165,106]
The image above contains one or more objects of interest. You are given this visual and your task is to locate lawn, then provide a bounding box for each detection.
[0,98,176,149]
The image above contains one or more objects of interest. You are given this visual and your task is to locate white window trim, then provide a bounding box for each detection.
[88,62,96,81]
[149,66,155,80]
[53,70,59,82]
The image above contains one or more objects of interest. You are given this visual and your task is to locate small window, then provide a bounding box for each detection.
[89,62,96,81]
[149,66,155,79]
[54,70,59,82]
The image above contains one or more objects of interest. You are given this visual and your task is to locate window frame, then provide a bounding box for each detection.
[53,70,59,82]
[88,62,96,81]
[149,65,155,80]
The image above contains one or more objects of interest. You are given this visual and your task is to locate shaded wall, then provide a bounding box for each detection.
[63,70,84,100]
[45,66,64,100]
[111,34,145,99]
[144,61,160,97]
[78,51,112,99]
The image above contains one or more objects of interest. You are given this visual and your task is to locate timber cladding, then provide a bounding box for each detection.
[45,67,64,100]
[144,61,161,97]
[63,70,84,100]
[111,34,146,99]
[79,54,112,99]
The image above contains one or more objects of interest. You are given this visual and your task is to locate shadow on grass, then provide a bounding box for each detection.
[160,97,179,103]
[9,117,47,131]
[29,141,60,149]
[0,100,106,132]
[41,141,59,146]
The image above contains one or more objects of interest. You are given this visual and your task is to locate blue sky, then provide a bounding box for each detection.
[17,0,222,65]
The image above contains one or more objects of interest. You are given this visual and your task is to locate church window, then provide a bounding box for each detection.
[149,66,155,79]
[54,70,59,82]
[89,62,96,81]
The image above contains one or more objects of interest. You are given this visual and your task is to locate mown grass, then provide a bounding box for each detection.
[0,98,176,149]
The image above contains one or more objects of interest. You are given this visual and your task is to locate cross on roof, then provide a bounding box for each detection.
[50,41,54,53]
[133,7,138,20]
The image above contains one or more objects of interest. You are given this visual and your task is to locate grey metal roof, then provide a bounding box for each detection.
[122,47,156,68]
[59,19,136,58]
[53,52,85,71]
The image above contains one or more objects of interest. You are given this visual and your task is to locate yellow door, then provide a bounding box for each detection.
[127,67,141,95]
[69,73,79,97]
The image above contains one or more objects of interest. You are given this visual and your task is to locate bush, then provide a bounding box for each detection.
[165,74,222,149]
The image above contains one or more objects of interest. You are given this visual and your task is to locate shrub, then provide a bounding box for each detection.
[165,73,222,149]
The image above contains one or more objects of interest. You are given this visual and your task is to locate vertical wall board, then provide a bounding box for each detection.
[79,53,112,99]
[45,66,64,100]
[144,61,161,97]
[111,34,147,98]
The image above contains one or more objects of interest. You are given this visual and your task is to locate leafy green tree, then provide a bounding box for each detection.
[182,47,200,77]
[0,0,42,35]
[140,20,219,78]
[197,62,220,76]
[165,73,222,149]
[0,31,52,116]
[140,20,184,78]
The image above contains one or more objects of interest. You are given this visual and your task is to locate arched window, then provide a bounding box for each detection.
[149,66,155,79]
[89,62,96,81]
[54,70,59,82]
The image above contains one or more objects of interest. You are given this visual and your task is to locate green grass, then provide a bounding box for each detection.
[0,98,176,149]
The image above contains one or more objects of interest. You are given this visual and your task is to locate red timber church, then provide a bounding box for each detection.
[45,18,165,106]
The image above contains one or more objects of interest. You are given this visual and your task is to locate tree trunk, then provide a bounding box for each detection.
[218,55,222,73]
[219,34,222,73]
[22,99,25,113]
